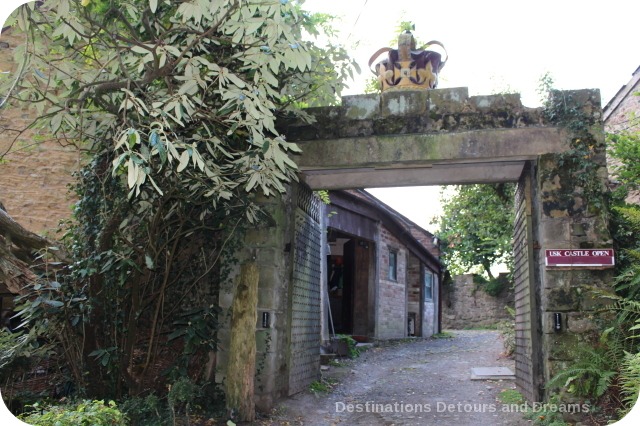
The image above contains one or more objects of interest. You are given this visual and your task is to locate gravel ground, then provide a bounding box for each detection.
[262,330,532,426]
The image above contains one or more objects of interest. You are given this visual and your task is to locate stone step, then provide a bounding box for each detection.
[470,366,515,380]
[320,353,337,365]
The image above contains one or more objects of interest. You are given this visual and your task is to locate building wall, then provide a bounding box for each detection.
[407,253,421,335]
[442,274,515,329]
[1,29,80,234]
[604,69,640,133]
[376,224,407,339]
[604,67,640,204]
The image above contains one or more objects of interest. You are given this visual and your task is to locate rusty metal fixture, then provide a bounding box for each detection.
[369,31,447,91]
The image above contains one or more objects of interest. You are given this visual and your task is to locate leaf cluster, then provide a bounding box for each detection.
[19,399,127,426]
[1,0,357,405]
[433,184,514,278]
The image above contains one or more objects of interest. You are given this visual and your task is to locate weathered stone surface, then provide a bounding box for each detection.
[545,285,581,311]
[442,274,514,329]
[343,93,380,120]
[566,313,598,334]
[380,90,429,117]
[294,127,568,170]
[468,93,523,112]
[470,366,515,380]
[428,87,469,113]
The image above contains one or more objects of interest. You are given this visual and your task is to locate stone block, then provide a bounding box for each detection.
[539,218,570,247]
[380,90,429,117]
[337,119,375,138]
[256,329,275,353]
[545,286,580,311]
[342,94,380,120]
[547,333,581,361]
[566,312,597,334]
[257,286,278,309]
[428,87,469,113]
[580,289,615,311]
[469,93,522,111]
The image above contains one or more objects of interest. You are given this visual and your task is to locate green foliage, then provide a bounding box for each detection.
[620,351,640,415]
[119,394,165,426]
[546,329,623,399]
[309,377,338,394]
[472,274,508,297]
[433,184,514,278]
[335,334,359,358]
[497,306,516,357]
[19,399,127,425]
[0,326,48,373]
[608,131,640,196]
[523,394,570,426]
[605,106,640,418]
[540,79,607,213]
[498,388,524,405]
[2,0,356,404]
[168,377,199,423]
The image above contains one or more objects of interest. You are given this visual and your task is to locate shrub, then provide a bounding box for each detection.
[19,400,127,425]
[620,351,640,415]
[120,394,165,426]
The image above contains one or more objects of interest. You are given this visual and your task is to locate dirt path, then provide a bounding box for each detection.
[263,330,531,426]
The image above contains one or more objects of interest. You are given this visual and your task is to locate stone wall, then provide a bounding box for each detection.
[535,90,613,399]
[1,28,80,234]
[442,274,514,329]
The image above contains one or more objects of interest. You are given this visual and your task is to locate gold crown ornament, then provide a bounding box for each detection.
[369,31,447,92]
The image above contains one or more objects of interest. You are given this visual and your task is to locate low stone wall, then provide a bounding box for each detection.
[442,274,514,329]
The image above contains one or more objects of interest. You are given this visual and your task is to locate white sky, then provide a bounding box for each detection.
[2,0,640,233]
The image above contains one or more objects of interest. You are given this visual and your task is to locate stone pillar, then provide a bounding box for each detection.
[217,189,295,412]
[535,89,614,399]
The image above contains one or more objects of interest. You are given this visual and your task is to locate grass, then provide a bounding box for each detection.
[309,377,338,394]
[432,331,455,339]
[498,388,524,405]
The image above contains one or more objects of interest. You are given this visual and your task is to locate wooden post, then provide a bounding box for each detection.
[225,261,259,422]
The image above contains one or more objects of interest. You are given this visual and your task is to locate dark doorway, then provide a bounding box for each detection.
[327,229,374,340]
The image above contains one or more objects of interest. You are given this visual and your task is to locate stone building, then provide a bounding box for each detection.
[326,189,442,340]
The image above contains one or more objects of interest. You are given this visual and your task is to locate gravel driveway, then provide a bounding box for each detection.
[263,330,531,426]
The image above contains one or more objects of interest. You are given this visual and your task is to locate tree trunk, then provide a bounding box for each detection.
[0,207,69,263]
[0,243,37,294]
[225,261,259,422]
[0,205,62,293]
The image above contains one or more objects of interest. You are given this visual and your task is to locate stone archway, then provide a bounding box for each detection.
[275,86,613,403]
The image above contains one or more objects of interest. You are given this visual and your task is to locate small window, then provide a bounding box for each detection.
[388,250,398,281]
[424,269,433,300]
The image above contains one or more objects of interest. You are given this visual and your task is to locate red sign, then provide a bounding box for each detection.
[545,249,615,268]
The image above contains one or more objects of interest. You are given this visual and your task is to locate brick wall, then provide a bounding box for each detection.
[604,68,640,204]
[604,73,640,133]
[376,224,407,339]
[1,28,80,234]
[442,274,514,329]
